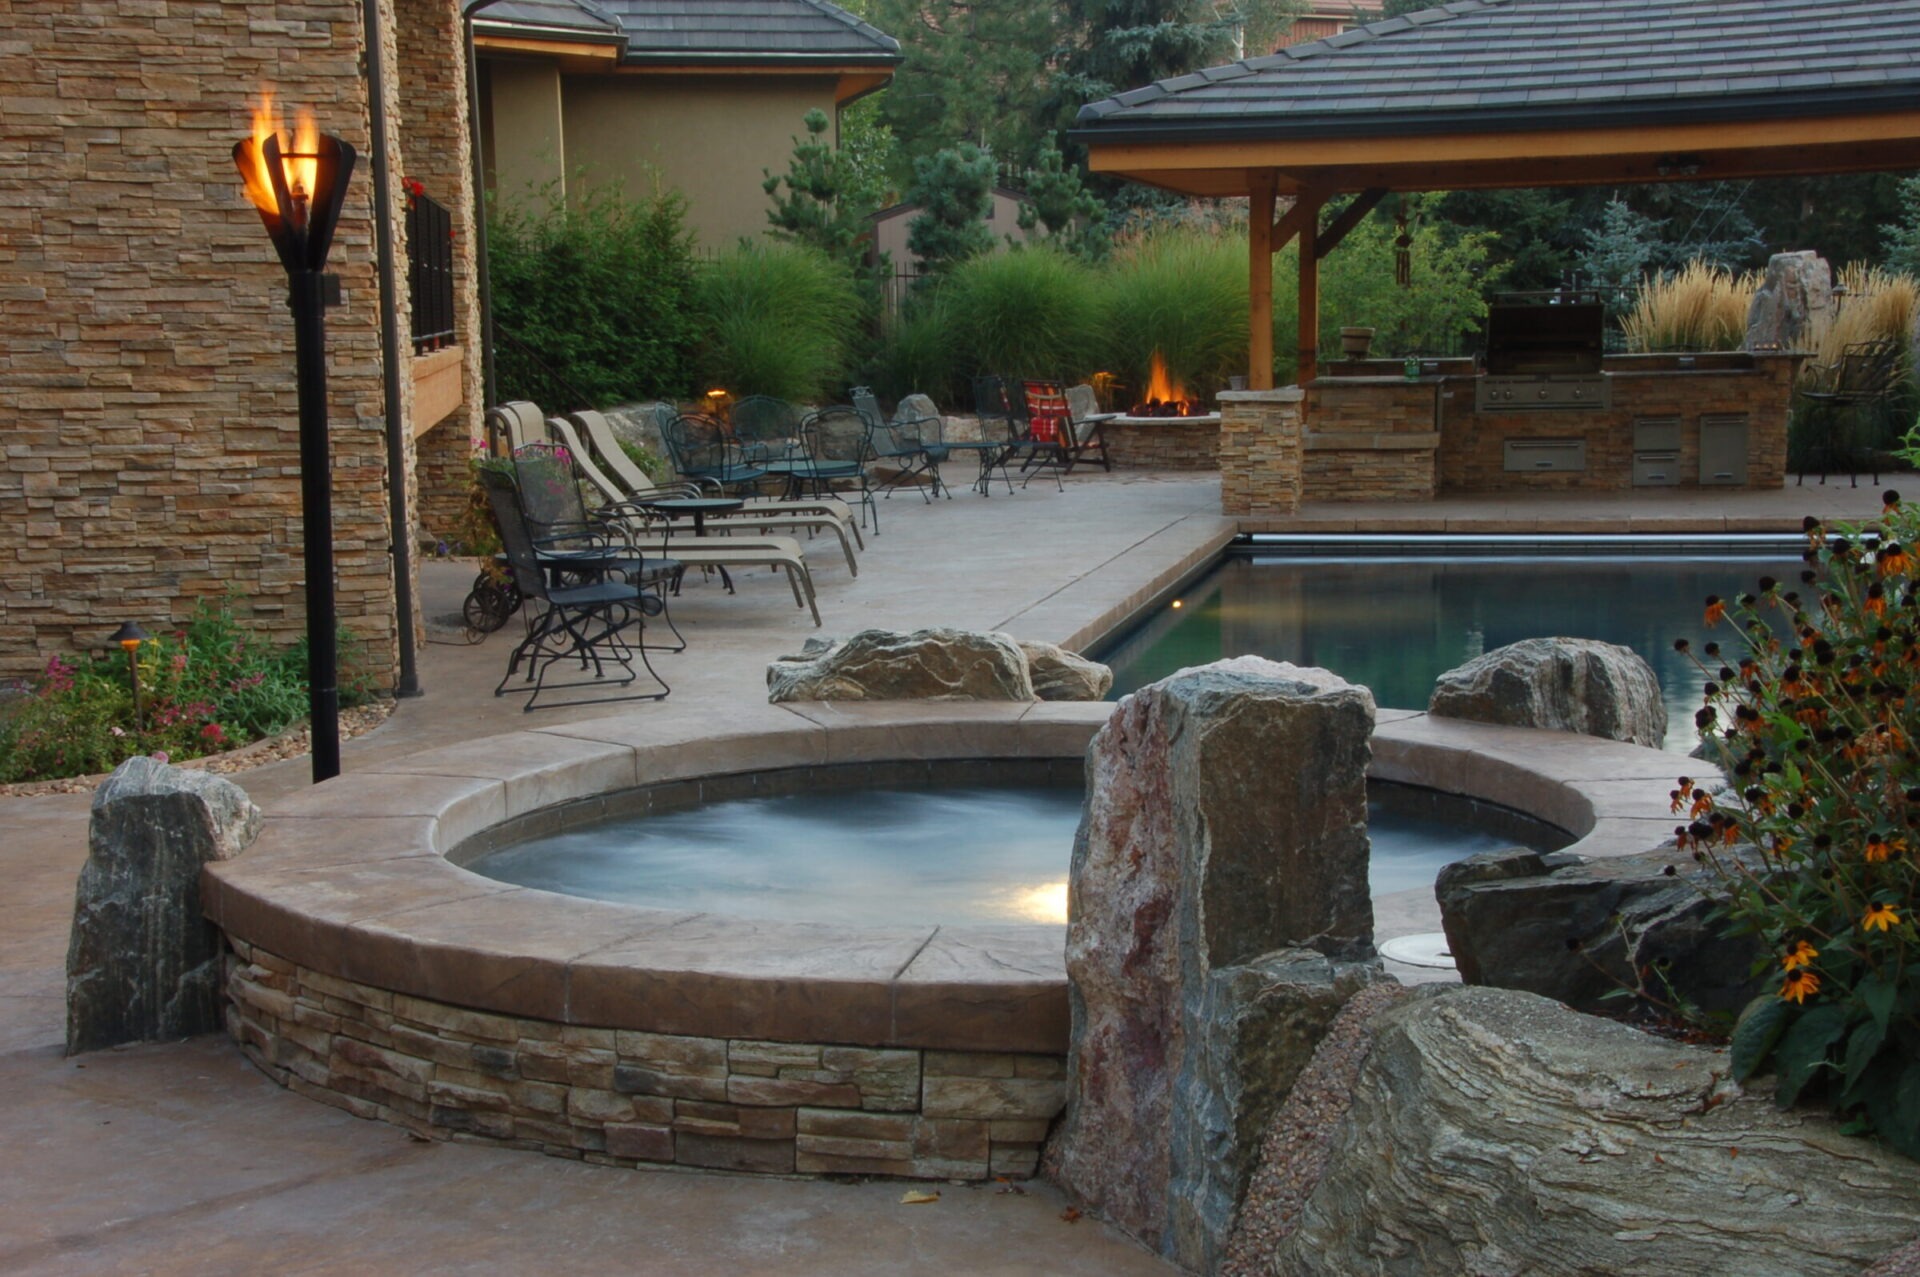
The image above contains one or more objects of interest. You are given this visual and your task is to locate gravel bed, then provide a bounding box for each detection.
[1219,981,1412,1277]
[0,700,395,799]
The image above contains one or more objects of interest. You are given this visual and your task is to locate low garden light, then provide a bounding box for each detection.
[109,621,149,734]
[233,96,356,783]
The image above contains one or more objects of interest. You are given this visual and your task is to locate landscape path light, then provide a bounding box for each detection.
[233,98,356,783]
[109,621,149,735]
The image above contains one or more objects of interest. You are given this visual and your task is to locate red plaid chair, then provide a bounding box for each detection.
[1017,380,1069,490]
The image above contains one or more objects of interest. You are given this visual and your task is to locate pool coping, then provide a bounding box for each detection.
[202,701,1704,1057]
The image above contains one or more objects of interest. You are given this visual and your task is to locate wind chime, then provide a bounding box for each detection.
[1394,203,1414,288]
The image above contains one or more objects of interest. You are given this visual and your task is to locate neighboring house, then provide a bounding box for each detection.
[868,187,1037,276]
[474,0,902,247]
[1279,0,1385,48]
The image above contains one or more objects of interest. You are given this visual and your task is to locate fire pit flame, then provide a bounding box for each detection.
[1131,350,1206,417]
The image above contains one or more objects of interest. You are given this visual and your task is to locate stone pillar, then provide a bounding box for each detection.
[1046,658,1381,1272]
[67,757,261,1054]
[1218,387,1306,517]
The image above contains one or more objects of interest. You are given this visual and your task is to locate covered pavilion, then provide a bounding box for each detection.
[1071,0,1920,388]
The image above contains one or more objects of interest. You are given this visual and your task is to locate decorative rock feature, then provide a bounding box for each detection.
[1269,986,1920,1276]
[1429,636,1667,747]
[67,756,261,1054]
[1747,250,1833,353]
[1437,844,1766,1016]
[225,942,1062,1180]
[766,628,1112,703]
[1046,658,1382,1272]
[1018,639,1114,701]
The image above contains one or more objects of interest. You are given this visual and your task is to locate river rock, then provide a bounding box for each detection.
[1747,250,1833,352]
[1437,844,1766,1016]
[1046,658,1381,1272]
[67,756,261,1054]
[1017,639,1113,701]
[766,627,1035,701]
[1268,986,1920,1276]
[1429,636,1667,747]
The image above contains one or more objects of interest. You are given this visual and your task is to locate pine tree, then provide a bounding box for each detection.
[906,144,997,276]
[762,109,877,273]
[1016,141,1110,261]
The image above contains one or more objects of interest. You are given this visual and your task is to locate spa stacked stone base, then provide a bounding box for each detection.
[226,940,1065,1179]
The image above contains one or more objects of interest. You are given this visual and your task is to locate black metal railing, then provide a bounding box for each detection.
[407,189,456,354]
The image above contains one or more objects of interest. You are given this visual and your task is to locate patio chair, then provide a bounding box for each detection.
[661,412,769,494]
[555,413,859,578]
[1062,383,1116,474]
[478,465,670,711]
[1013,379,1069,491]
[1796,338,1901,487]
[729,395,808,466]
[486,400,547,456]
[963,375,1020,496]
[852,386,946,503]
[796,404,880,532]
[540,421,825,626]
[569,409,863,566]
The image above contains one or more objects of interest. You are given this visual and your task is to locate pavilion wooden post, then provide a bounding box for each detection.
[1248,172,1276,390]
[1296,189,1324,386]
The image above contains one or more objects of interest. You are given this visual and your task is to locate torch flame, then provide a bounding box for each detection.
[1144,350,1188,405]
[240,94,320,214]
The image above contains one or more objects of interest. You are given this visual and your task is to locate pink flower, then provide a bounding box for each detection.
[110,726,126,738]
[201,723,226,744]
[172,653,188,672]
[150,750,169,763]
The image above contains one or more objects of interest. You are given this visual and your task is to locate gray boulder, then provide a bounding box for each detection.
[1746,250,1833,353]
[1045,658,1383,1272]
[767,628,1035,701]
[1429,636,1667,747]
[67,756,261,1054]
[1270,986,1920,1277]
[1437,844,1766,1016]
[1017,639,1113,701]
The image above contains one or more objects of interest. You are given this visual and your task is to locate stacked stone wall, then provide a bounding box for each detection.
[1301,379,1439,500]
[226,939,1065,1179]
[1218,389,1305,517]
[1101,420,1220,470]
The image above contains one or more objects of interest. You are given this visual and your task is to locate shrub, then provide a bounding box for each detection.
[1787,264,1919,469]
[691,242,864,402]
[488,178,698,408]
[1622,260,1757,352]
[1685,492,1920,1155]
[868,290,961,406]
[940,246,1104,381]
[1096,226,1247,401]
[0,598,373,783]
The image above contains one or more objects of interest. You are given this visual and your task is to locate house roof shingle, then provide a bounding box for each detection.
[1073,0,1920,143]
[479,0,900,66]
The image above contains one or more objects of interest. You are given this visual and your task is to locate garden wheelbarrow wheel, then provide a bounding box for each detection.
[462,573,522,639]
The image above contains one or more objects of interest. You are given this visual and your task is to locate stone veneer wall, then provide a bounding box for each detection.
[1218,389,1306,517]
[1100,420,1220,470]
[227,939,1066,1179]
[1302,380,1440,501]
[0,0,479,683]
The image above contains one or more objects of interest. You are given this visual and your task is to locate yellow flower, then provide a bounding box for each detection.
[1863,903,1901,932]
[1781,940,1819,971]
[1780,970,1821,1003]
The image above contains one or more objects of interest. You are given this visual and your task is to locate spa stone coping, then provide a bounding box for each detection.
[201,700,1712,1056]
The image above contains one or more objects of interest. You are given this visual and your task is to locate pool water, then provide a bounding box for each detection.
[1102,553,1800,751]
[464,784,1526,928]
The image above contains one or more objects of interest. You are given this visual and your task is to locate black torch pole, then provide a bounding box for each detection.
[289,267,341,783]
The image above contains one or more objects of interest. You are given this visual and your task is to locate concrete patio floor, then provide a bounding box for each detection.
[0,470,1899,1275]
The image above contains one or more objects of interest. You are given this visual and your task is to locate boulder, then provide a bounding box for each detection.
[1017,639,1113,701]
[1429,636,1667,747]
[1746,250,1833,353]
[766,628,1035,701]
[66,756,261,1054]
[1436,844,1766,1016]
[1269,986,1920,1276]
[1046,658,1383,1272]
[895,393,943,426]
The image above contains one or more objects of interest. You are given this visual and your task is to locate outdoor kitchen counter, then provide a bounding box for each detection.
[1297,352,1800,498]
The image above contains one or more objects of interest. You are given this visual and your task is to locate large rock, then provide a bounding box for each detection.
[66,756,261,1054]
[1269,986,1920,1276]
[1429,636,1667,747]
[1046,658,1382,1272]
[767,627,1034,701]
[1437,844,1767,1016]
[1746,250,1833,352]
[1017,639,1113,701]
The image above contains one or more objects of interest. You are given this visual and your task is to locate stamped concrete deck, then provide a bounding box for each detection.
[0,470,1895,1274]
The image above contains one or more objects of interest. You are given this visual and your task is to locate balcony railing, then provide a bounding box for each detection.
[406,188,456,354]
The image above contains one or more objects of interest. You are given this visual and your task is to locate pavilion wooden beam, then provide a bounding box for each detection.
[1249,172,1276,391]
[1316,188,1388,260]
[1296,190,1324,387]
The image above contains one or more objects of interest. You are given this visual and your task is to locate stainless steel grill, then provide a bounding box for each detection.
[1476,292,1610,412]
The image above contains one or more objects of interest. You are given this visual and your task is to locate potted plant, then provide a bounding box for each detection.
[1340,326,1375,360]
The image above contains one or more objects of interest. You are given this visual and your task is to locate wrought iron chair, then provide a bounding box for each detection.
[962,375,1020,496]
[1796,338,1902,488]
[797,404,879,532]
[729,395,808,465]
[852,386,946,503]
[661,412,768,494]
[478,465,669,711]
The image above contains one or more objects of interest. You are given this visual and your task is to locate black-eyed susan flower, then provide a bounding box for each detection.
[1781,969,1822,1003]
[1879,543,1910,577]
[1863,903,1901,932]
[1782,940,1819,971]
[1865,834,1893,863]
[1705,595,1727,626]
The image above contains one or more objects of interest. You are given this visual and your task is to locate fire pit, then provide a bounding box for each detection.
[1115,350,1221,427]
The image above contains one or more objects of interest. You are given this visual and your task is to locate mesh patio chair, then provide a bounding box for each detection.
[1062,383,1116,474]
[729,395,808,465]
[661,412,768,494]
[1796,338,1902,488]
[479,465,669,711]
[797,404,879,532]
[962,375,1019,496]
[852,386,946,503]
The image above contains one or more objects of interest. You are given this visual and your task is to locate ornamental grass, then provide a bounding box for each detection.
[1620,260,1756,353]
[1682,489,1920,1156]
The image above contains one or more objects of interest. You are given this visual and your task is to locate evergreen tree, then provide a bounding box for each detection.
[762,109,878,273]
[1880,175,1920,276]
[1579,197,1661,313]
[906,144,997,276]
[868,0,1058,174]
[1016,141,1110,260]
